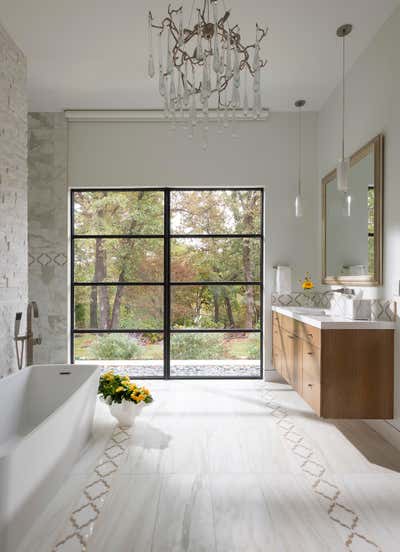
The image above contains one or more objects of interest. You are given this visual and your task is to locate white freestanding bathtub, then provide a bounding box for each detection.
[0,364,100,552]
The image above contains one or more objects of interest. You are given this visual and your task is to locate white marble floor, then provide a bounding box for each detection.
[19,381,400,552]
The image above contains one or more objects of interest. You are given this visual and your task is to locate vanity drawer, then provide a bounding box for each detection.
[302,380,321,416]
[303,346,321,414]
[276,312,295,334]
[302,344,321,382]
[294,320,321,348]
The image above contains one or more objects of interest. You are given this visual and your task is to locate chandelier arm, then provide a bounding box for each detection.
[167,4,182,19]
[255,24,268,43]
[150,2,268,104]
[200,0,207,20]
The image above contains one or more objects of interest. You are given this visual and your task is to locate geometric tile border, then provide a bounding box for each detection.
[51,384,383,551]
[260,384,382,551]
[29,252,67,267]
[52,425,132,552]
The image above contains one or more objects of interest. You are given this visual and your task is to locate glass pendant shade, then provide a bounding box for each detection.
[295,193,303,218]
[343,192,351,217]
[337,157,350,192]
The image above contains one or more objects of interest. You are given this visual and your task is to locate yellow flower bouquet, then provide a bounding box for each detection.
[99,371,154,427]
[99,371,154,405]
[299,272,314,291]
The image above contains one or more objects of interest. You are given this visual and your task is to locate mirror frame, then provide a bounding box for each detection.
[322,133,384,286]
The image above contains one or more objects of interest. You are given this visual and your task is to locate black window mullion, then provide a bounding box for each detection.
[171,233,262,239]
[70,189,75,363]
[73,282,165,286]
[260,188,264,379]
[164,189,171,379]
[170,328,262,335]
[73,234,164,239]
[169,281,262,286]
[73,329,164,334]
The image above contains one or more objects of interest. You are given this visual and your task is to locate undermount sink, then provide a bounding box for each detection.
[290,307,328,316]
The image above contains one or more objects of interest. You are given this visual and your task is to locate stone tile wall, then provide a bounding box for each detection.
[0,23,27,377]
[28,113,68,363]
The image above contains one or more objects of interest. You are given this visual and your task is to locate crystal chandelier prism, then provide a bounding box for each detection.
[147,0,268,145]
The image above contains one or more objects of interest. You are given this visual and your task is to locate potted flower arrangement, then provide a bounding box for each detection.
[98,370,153,427]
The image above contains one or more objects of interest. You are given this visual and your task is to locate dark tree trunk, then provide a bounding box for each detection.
[224,293,235,328]
[95,237,110,329]
[89,285,98,328]
[242,237,254,328]
[213,293,220,324]
[110,272,125,329]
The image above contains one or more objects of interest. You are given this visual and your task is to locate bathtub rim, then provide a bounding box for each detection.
[0,364,101,458]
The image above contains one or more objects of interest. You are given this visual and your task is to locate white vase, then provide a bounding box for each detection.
[108,400,145,427]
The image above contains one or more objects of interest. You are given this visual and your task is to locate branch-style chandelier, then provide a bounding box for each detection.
[147,0,268,145]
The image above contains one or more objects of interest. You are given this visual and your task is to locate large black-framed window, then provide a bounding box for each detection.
[70,188,264,379]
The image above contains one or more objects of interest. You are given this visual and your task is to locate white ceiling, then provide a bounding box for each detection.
[0,0,399,112]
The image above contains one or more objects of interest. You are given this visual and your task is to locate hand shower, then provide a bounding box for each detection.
[14,312,24,370]
[13,303,42,369]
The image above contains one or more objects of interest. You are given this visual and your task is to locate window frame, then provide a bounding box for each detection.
[70,187,264,379]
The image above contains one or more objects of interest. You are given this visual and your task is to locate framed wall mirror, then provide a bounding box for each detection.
[322,134,383,286]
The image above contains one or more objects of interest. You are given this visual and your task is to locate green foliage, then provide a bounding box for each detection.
[98,371,153,405]
[90,334,140,360]
[74,302,86,327]
[171,333,224,360]
[247,339,260,360]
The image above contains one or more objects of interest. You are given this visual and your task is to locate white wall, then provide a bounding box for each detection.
[68,112,319,375]
[318,6,400,441]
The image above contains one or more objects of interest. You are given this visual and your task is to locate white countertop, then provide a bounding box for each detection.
[272,306,396,330]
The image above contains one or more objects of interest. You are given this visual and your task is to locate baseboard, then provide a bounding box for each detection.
[366,419,400,452]
[263,369,285,383]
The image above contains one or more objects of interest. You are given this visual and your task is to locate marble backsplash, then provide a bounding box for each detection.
[271,292,397,322]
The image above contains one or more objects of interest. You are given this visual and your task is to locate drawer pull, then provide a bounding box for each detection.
[308,384,313,388]
[307,333,313,338]
[307,352,313,356]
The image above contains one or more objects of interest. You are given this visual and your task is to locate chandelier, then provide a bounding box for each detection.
[147,0,268,145]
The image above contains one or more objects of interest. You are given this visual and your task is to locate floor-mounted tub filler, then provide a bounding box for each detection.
[0,364,100,552]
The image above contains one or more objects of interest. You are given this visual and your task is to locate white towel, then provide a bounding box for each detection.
[276,266,292,294]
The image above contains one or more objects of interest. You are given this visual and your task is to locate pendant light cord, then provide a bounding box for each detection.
[298,104,302,196]
[341,35,345,161]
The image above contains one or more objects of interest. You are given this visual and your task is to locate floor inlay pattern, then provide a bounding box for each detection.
[260,384,382,551]
[52,425,132,552]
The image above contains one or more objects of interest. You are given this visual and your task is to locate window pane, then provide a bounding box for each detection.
[171,285,261,329]
[74,285,163,330]
[73,191,164,235]
[74,332,164,377]
[171,237,260,282]
[74,238,164,283]
[170,332,261,377]
[170,190,261,235]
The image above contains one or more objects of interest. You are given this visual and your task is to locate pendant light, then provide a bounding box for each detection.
[343,191,352,217]
[295,99,306,218]
[336,24,353,192]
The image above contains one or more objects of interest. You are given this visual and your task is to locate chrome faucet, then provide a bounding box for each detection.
[14,301,42,369]
[333,288,355,296]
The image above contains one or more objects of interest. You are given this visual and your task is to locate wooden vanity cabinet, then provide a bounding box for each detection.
[272,311,394,419]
